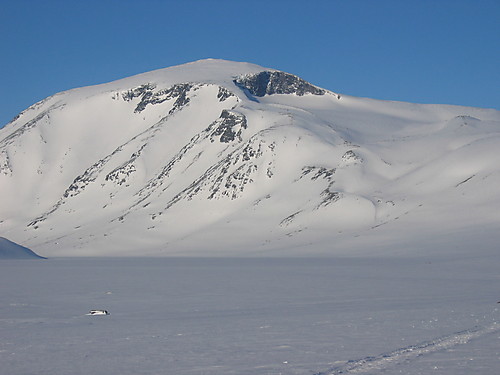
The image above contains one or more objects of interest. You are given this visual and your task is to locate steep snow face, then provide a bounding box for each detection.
[1,59,499,257]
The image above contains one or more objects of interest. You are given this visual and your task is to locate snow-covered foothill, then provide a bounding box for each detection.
[0,237,46,259]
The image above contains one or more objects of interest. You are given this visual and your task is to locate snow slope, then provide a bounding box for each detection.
[1,59,499,257]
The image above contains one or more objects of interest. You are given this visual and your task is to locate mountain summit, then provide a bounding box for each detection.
[1,59,499,257]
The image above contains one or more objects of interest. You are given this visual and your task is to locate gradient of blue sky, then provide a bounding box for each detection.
[1,0,498,127]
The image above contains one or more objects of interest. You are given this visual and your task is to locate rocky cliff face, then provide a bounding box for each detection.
[234,71,327,97]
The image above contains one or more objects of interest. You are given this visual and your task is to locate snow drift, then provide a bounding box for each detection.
[1,59,499,257]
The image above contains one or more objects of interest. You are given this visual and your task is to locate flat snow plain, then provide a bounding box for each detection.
[1,255,498,375]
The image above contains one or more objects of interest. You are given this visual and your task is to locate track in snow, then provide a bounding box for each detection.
[314,323,499,375]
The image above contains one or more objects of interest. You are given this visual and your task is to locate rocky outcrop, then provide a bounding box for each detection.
[234,71,326,97]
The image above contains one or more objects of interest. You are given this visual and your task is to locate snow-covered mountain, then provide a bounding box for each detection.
[1,59,499,257]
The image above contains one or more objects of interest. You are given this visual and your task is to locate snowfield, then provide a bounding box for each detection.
[0,256,498,375]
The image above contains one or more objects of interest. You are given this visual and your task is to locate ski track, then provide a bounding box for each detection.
[314,323,499,375]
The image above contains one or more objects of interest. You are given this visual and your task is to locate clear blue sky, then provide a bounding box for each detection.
[1,0,498,127]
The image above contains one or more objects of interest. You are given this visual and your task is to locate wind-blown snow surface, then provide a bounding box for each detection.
[1,59,500,257]
[0,257,498,375]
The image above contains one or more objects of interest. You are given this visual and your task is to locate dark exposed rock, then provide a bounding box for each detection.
[132,110,250,212]
[106,144,147,185]
[130,83,193,113]
[63,153,116,198]
[121,83,195,113]
[342,150,363,163]
[301,166,336,181]
[123,83,234,114]
[234,71,325,97]
[0,150,12,175]
[317,188,341,208]
[122,83,157,102]
[210,110,247,143]
[106,163,137,185]
[0,111,52,149]
[280,211,302,227]
[217,87,235,102]
[165,84,192,114]
[160,134,269,211]
[29,143,127,227]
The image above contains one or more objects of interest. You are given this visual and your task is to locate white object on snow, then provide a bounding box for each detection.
[86,309,110,316]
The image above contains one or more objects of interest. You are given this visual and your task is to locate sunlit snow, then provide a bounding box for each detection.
[0,257,498,375]
[0,59,499,374]
[1,59,499,257]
